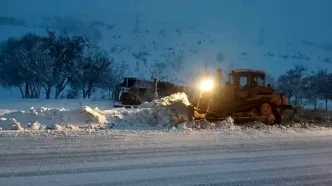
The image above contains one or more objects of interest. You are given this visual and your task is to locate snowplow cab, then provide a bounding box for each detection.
[191,68,295,125]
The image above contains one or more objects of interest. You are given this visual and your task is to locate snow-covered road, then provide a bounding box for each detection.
[1,131,332,186]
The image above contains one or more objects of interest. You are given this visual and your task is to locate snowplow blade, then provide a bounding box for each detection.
[187,105,206,121]
[187,105,224,121]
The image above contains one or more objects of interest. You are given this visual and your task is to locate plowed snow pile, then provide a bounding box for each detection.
[0,106,107,130]
[103,93,193,129]
[0,93,196,130]
[1,93,332,132]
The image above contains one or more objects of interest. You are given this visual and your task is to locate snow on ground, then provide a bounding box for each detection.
[2,128,332,185]
[2,97,332,186]
[1,123,332,186]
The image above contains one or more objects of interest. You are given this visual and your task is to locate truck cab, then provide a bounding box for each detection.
[227,69,274,100]
[228,69,266,88]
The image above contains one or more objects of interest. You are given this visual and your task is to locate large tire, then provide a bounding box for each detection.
[260,102,277,125]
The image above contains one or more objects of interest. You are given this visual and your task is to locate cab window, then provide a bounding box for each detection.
[252,75,265,86]
[229,74,235,85]
[239,75,248,88]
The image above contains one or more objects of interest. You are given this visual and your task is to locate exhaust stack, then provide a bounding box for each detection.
[215,68,222,87]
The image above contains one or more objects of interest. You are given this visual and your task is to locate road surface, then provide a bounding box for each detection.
[1,130,332,186]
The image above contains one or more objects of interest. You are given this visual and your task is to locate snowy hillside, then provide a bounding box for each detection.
[1,1,332,100]
[1,1,332,85]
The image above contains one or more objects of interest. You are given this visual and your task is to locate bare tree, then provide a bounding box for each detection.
[316,69,332,110]
[302,72,320,109]
[277,65,307,105]
[71,47,112,98]
[44,30,87,99]
[0,33,45,98]
[99,61,128,100]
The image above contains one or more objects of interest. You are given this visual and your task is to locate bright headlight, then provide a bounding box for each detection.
[200,79,214,91]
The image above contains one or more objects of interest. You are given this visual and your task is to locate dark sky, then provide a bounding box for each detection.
[1,0,332,79]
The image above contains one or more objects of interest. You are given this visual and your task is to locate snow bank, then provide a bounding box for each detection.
[1,93,332,132]
[0,93,193,131]
[0,106,107,130]
[103,92,192,129]
[0,92,232,131]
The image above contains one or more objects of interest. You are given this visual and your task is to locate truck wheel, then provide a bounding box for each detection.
[260,102,276,125]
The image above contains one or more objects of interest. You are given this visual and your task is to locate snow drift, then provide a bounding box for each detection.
[0,106,107,130]
[0,93,197,130]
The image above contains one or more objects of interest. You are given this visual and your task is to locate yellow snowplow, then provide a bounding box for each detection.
[188,68,297,125]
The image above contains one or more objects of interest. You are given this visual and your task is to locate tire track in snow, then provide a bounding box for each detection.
[65,166,332,186]
[1,133,331,150]
[2,143,332,168]
[1,134,332,185]
[1,150,332,177]
[2,138,332,155]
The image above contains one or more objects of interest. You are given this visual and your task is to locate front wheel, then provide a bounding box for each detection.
[260,102,281,125]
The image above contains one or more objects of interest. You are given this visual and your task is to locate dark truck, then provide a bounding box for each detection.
[113,77,195,108]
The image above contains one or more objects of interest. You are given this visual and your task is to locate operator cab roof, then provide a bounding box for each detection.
[229,69,265,75]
